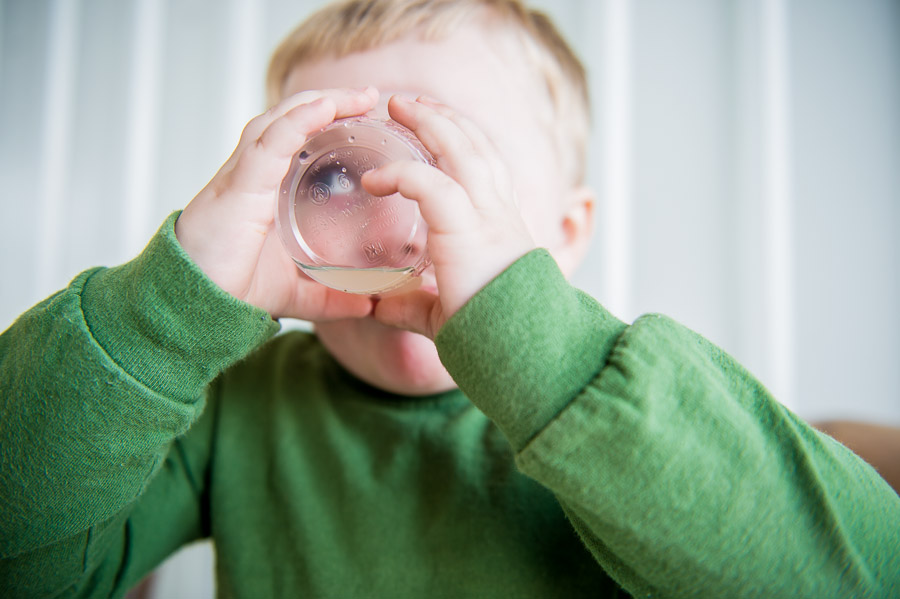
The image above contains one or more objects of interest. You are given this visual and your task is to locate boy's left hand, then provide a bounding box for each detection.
[363,95,536,339]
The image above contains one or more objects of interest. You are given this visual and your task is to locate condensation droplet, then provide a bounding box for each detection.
[329,151,337,159]
[380,139,387,145]
[298,150,310,161]
[341,167,347,173]
[348,136,356,143]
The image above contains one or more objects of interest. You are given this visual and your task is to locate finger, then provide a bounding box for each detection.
[260,87,380,160]
[361,160,473,235]
[415,95,515,204]
[229,88,379,197]
[388,96,500,205]
[227,87,378,187]
[277,274,375,321]
[299,287,376,322]
[372,290,441,339]
[241,86,379,147]
[227,96,338,197]
[413,96,496,164]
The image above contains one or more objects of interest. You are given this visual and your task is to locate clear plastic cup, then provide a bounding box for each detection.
[276,116,433,294]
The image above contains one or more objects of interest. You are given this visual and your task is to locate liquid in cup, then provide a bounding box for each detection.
[276,116,433,294]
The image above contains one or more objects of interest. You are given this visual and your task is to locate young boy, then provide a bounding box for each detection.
[1,0,898,597]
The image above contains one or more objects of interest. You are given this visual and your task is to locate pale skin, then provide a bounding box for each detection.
[176,25,595,396]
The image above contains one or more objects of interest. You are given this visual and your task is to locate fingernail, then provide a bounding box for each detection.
[416,95,441,106]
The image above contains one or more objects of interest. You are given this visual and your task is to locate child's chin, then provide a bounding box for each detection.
[315,318,458,397]
[373,328,458,396]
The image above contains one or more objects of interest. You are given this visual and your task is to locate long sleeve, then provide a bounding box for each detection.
[436,249,900,598]
[0,213,278,597]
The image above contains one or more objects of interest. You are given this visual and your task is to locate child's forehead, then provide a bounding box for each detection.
[284,29,554,157]
[283,23,543,100]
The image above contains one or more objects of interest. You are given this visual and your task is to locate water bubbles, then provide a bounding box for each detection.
[381,139,387,145]
[329,151,337,159]
[341,167,347,173]
[348,136,356,143]
[298,150,310,161]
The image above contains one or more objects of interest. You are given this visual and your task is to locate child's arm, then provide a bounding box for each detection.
[370,97,900,598]
[0,88,378,596]
[0,218,270,596]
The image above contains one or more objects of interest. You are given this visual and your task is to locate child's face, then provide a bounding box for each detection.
[283,22,590,396]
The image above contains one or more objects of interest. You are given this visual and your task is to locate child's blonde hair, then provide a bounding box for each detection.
[266,0,590,184]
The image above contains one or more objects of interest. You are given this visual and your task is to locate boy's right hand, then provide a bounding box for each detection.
[175,88,379,322]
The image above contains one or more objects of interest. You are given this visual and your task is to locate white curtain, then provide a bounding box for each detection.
[1,1,898,594]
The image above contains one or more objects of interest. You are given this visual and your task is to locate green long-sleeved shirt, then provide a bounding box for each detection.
[1,213,898,598]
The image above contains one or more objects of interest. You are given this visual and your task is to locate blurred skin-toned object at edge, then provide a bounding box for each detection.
[814,421,900,496]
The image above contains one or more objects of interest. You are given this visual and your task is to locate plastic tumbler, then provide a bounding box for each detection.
[276,116,433,295]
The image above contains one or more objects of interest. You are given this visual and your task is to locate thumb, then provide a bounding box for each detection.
[372,291,443,339]
[275,282,375,322]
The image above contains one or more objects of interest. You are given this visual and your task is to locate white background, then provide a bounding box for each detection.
[1,1,898,596]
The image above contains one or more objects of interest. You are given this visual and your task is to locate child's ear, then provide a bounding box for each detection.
[551,185,595,279]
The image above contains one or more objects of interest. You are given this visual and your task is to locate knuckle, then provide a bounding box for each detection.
[276,90,317,113]
[262,103,280,120]
[465,155,495,185]
[423,163,451,185]
[435,172,464,198]
[233,145,262,181]
[250,134,269,157]
[290,89,323,104]
[209,172,231,200]
[240,116,265,144]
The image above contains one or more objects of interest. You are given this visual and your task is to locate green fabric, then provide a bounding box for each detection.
[1,214,898,598]
[436,249,628,451]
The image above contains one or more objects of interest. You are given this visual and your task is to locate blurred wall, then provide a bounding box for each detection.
[1,1,898,593]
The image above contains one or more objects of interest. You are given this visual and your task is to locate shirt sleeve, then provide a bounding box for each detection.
[0,212,279,597]
[436,249,900,598]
